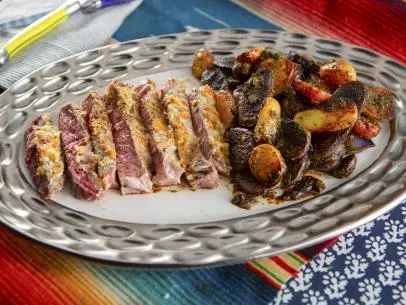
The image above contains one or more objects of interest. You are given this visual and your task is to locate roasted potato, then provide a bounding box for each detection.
[320,59,356,91]
[352,116,381,139]
[276,118,311,160]
[329,81,369,111]
[234,170,266,195]
[282,155,310,188]
[231,191,258,210]
[249,144,286,187]
[362,86,397,121]
[311,133,346,172]
[279,175,325,200]
[214,56,235,74]
[345,134,375,155]
[236,47,283,64]
[201,67,229,91]
[329,155,357,178]
[229,127,255,171]
[232,61,252,81]
[254,97,281,144]
[236,47,267,64]
[287,51,320,78]
[293,78,332,104]
[293,101,358,133]
[192,49,214,79]
[259,58,296,95]
[279,88,307,119]
[214,90,237,128]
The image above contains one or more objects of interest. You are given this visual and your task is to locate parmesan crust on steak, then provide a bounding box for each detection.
[161,79,218,189]
[25,114,65,199]
[135,79,184,186]
[104,80,153,194]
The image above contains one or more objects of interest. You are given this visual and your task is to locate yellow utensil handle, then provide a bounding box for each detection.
[4,8,68,59]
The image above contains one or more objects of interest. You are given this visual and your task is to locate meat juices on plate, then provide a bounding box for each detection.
[105,80,153,194]
[188,85,231,176]
[59,104,104,200]
[25,114,65,199]
[134,79,184,186]
[161,79,219,189]
[82,92,118,190]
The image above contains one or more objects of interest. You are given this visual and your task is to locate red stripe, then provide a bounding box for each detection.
[246,262,282,289]
[270,256,299,277]
[238,0,406,63]
[0,228,70,305]
[294,251,311,262]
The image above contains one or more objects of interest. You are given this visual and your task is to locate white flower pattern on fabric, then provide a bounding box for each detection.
[344,253,369,279]
[301,290,328,305]
[274,204,405,305]
[392,284,406,305]
[322,271,348,299]
[365,236,387,261]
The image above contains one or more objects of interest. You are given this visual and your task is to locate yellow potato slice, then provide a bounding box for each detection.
[254,97,281,144]
[320,59,356,91]
[249,144,286,186]
[293,102,358,133]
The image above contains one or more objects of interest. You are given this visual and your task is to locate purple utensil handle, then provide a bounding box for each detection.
[101,0,133,8]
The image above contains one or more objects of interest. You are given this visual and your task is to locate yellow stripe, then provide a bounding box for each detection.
[279,253,304,270]
[253,258,291,282]
[4,8,68,58]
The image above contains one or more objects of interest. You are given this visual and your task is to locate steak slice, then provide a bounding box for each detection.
[25,114,65,199]
[234,68,272,128]
[134,79,184,186]
[104,80,153,194]
[82,92,117,190]
[59,104,103,200]
[188,86,231,175]
[161,79,218,189]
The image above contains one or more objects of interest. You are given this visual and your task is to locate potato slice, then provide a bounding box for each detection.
[260,58,296,96]
[329,155,357,178]
[362,86,397,121]
[236,47,267,64]
[192,49,214,79]
[293,78,332,104]
[276,118,311,160]
[254,97,281,144]
[352,116,381,139]
[214,90,237,128]
[320,59,356,91]
[249,144,286,186]
[293,102,358,133]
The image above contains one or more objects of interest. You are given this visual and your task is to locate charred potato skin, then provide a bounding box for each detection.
[329,155,357,178]
[329,81,369,111]
[320,59,357,91]
[282,155,310,189]
[279,88,307,119]
[279,175,325,200]
[248,144,286,187]
[311,133,346,172]
[233,170,265,195]
[287,51,320,79]
[363,86,397,121]
[192,49,214,79]
[254,97,281,144]
[276,118,311,161]
[228,128,255,171]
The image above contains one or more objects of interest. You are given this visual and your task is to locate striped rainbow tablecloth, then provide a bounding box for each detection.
[1,1,405,304]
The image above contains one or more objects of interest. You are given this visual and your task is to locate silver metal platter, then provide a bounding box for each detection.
[0,29,405,268]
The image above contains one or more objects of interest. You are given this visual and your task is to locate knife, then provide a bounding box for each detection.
[0,0,134,66]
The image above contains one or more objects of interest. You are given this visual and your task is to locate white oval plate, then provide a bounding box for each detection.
[0,29,405,267]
